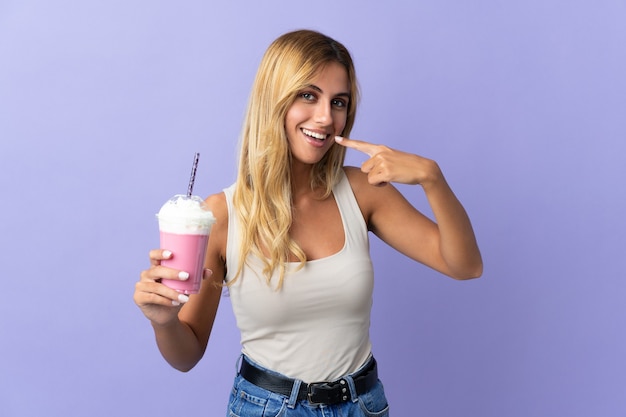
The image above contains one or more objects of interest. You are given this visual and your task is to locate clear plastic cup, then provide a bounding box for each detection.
[156,195,216,294]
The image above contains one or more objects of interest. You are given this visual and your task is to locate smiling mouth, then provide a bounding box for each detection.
[302,128,329,141]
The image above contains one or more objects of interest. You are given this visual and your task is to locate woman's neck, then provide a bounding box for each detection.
[290,161,323,199]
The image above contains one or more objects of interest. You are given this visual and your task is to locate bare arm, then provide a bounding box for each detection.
[134,192,228,371]
[336,136,482,280]
[150,270,223,372]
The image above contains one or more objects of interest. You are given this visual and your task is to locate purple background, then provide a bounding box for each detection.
[1,1,625,416]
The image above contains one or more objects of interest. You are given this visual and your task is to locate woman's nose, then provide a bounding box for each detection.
[314,102,332,125]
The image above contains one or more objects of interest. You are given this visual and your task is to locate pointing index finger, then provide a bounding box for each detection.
[334,136,379,157]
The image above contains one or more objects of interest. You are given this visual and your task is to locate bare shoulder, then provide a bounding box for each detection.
[344,167,415,233]
[203,192,228,262]
[342,166,403,229]
[343,166,367,188]
[343,166,367,205]
[204,192,228,220]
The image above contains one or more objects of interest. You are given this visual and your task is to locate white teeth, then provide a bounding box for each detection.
[302,128,327,140]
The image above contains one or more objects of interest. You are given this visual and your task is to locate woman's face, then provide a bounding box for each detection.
[284,61,350,166]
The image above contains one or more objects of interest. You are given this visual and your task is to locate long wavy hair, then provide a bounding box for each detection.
[231,29,359,288]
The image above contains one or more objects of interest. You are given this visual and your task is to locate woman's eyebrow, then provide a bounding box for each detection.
[304,84,350,98]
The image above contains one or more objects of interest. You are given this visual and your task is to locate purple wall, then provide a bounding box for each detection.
[1,1,625,416]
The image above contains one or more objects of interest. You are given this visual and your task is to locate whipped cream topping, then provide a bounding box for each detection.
[157,194,216,234]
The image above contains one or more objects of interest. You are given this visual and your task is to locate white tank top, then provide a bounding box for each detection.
[223,170,374,383]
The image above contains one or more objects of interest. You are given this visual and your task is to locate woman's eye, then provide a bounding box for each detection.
[300,92,315,101]
[332,99,347,108]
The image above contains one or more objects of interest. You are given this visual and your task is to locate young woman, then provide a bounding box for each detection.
[134,29,482,416]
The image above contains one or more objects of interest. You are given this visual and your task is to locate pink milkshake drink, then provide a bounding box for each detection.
[156,194,216,294]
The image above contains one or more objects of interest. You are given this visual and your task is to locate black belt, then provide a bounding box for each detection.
[239,357,378,405]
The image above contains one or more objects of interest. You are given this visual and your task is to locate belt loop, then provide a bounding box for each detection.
[235,354,243,375]
[287,379,302,409]
[345,355,373,404]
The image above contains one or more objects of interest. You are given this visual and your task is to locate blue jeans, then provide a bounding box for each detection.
[227,356,390,416]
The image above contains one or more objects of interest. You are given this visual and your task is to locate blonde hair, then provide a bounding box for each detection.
[231,29,359,288]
